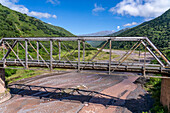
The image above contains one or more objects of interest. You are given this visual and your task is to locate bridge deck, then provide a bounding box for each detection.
[1,59,169,74]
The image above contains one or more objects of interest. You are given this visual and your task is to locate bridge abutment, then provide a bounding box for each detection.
[161,75,170,111]
[0,68,11,103]
[0,68,5,91]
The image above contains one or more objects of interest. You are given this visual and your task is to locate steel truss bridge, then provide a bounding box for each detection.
[0,37,170,77]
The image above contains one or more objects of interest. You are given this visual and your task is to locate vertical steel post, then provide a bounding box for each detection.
[109,39,112,74]
[3,41,6,68]
[37,41,39,63]
[59,41,61,61]
[143,46,146,77]
[17,42,19,56]
[25,40,28,69]
[78,40,80,72]
[139,46,141,63]
[3,41,5,57]
[50,40,53,71]
[83,41,85,62]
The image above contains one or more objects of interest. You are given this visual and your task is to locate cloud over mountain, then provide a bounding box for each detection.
[123,22,137,27]
[0,0,57,18]
[110,0,170,18]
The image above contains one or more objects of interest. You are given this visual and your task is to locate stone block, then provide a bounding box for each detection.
[161,77,170,111]
[0,68,6,94]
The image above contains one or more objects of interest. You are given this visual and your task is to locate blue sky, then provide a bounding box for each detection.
[0,0,170,35]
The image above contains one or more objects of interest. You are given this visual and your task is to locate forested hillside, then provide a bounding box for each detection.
[0,3,73,38]
[106,9,170,50]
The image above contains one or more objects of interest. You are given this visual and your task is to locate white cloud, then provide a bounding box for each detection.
[109,0,170,18]
[117,26,120,30]
[123,22,137,27]
[0,0,57,19]
[46,0,60,5]
[28,11,57,19]
[52,15,57,18]
[92,3,105,14]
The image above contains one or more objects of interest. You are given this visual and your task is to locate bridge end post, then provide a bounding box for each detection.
[0,68,11,103]
[58,41,61,61]
[50,40,53,71]
[109,39,112,75]
[25,40,28,69]
[78,40,80,72]
[160,74,170,111]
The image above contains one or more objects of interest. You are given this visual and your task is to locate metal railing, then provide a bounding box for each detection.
[0,37,169,77]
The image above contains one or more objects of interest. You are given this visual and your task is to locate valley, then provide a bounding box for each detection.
[0,2,169,113]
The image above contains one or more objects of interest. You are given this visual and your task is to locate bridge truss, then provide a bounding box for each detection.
[0,37,170,77]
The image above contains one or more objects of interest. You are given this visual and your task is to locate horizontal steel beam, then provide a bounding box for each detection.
[0,59,162,67]
[0,59,169,74]
[2,37,146,41]
[1,62,169,74]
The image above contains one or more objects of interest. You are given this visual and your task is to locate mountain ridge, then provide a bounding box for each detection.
[80,30,115,36]
[0,3,74,38]
[86,28,129,47]
[108,28,130,36]
[116,8,170,49]
[101,9,170,49]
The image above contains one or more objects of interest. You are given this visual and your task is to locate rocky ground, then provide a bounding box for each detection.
[99,49,154,63]
[0,72,153,113]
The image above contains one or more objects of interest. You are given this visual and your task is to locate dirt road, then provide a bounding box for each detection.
[0,72,153,113]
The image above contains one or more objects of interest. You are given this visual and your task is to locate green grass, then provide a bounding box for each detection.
[5,69,47,84]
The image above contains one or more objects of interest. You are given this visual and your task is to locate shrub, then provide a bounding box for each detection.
[5,69,17,77]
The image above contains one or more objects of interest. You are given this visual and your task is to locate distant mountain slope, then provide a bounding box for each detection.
[80,30,114,36]
[87,29,129,47]
[117,9,170,49]
[0,3,73,38]
[108,28,130,36]
[99,9,170,49]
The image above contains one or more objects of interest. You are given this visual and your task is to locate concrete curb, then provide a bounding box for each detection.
[0,79,5,87]
[0,91,11,104]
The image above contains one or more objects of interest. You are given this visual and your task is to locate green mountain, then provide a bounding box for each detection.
[0,3,73,38]
[100,9,170,50]
[117,9,170,49]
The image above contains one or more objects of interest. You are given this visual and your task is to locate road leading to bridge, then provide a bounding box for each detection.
[0,72,153,113]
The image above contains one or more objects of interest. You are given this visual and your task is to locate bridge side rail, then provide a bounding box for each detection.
[0,37,169,76]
